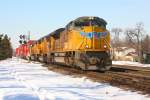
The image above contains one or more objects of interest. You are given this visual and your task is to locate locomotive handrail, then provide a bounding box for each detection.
[103,38,111,48]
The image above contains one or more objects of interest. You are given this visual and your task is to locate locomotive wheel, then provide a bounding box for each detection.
[64,56,74,66]
[64,52,75,66]
[50,56,55,64]
[43,54,48,63]
[97,58,111,71]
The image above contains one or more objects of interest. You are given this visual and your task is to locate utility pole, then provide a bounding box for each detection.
[27,31,31,61]
[28,31,30,41]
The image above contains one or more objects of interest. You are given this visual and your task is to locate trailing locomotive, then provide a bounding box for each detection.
[24,16,112,71]
[16,40,35,59]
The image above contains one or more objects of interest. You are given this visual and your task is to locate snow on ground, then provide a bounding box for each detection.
[113,61,150,67]
[0,57,149,100]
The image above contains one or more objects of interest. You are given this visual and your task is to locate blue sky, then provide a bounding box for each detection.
[0,0,150,48]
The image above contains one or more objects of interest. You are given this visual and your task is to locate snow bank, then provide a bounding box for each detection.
[113,61,150,67]
[0,57,149,100]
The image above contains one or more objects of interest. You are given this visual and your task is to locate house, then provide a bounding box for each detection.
[111,47,137,61]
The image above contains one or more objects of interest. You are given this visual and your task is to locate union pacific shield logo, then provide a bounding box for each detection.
[80,32,107,39]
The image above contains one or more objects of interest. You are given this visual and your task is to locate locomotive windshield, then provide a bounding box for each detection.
[74,17,107,28]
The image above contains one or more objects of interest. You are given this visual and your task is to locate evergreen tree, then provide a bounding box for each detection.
[0,34,13,60]
[0,34,5,60]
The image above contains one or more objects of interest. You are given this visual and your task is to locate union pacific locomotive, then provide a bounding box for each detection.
[16,16,112,71]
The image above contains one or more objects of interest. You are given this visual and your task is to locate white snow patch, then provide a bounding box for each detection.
[0,57,149,100]
[113,61,150,67]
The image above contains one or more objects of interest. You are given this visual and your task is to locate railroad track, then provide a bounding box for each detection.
[43,63,150,95]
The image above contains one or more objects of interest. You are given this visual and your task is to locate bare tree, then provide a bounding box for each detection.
[124,22,144,62]
[111,28,122,47]
[125,28,137,47]
[141,35,150,53]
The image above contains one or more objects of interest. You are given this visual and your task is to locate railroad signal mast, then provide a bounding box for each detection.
[27,31,31,61]
[18,31,31,45]
[18,31,31,60]
[19,34,27,45]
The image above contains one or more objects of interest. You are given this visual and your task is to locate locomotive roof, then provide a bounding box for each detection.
[37,37,44,42]
[74,16,107,25]
[42,33,51,40]
[51,28,65,38]
[66,16,107,28]
[36,28,65,42]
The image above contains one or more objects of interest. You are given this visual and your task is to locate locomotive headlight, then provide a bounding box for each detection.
[104,45,107,48]
[85,45,89,48]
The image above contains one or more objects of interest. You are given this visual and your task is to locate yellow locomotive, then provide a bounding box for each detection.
[30,16,112,71]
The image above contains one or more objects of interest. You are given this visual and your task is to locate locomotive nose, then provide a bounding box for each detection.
[79,26,109,50]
